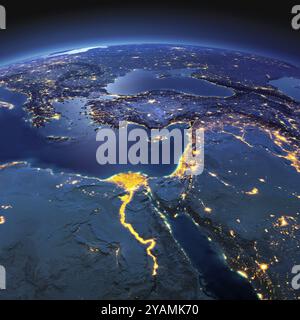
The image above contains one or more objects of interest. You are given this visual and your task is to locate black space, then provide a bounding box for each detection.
[0,1,299,64]
[0,0,295,27]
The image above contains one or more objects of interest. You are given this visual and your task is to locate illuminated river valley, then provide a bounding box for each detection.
[0,44,300,299]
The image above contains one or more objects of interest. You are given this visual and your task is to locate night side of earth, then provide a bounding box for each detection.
[0,44,299,300]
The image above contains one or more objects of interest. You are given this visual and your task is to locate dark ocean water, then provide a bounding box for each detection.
[106,69,234,97]
[169,215,257,299]
[0,87,183,178]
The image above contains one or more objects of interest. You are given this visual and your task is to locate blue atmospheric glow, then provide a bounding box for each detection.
[1,37,300,68]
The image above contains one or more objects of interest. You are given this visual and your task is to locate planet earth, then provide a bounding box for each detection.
[0,44,299,300]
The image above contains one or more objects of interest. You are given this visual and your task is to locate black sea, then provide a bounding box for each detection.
[106,69,234,97]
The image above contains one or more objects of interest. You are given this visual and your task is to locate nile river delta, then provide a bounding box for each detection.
[0,44,299,299]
